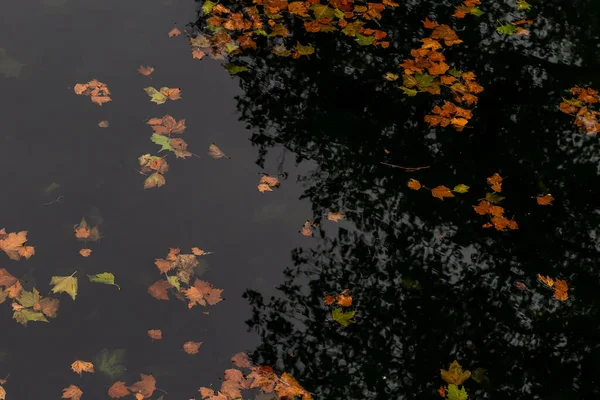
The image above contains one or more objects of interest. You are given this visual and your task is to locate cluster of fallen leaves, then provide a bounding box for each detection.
[559,87,600,135]
[323,289,355,326]
[438,360,470,399]
[496,19,533,36]
[257,174,280,192]
[74,79,112,106]
[198,351,312,400]
[452,0,484,18]
[185,0,399,65]
[390,19,483,130]
[0,228,35,260]
[107,373,161,399]
[473,173,518,231]
[74,217,100,257]
[148,247,224,309]
[538,274,569,301]
[300,220,318,237]
[407,178,470,200]
[144,87,181,105]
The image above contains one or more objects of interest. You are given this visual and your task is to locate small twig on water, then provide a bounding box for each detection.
[380,162,430,172]
[44,195,64,206]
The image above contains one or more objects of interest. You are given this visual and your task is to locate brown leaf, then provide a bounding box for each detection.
[62,385,83,400]
[247,366,277,393]
[154,258,174,273]
[440,360,471,385]
[138,66,155,76]
[98,120,109,128]
[431,185,454,200]
[71,360,95,376]
[148,280,172,300]
[323,295,335,305]
[128,374,156,399]
[148,329,162,340]
[0,229,32,260]
[258,175,280,192]
[108,381,131,398]
[79,249,92,257]
[275,372,310,399]
[0,268,17,288]
[301,221,316,237]
[407,179,422,190]
[168,27,182,37]
[327,212,345,222]
[208,143,229,159]
[231,352,251,368]
[183,341,203,354]
[36,297,60,317]
[536,194,554,206]
[191,247,208,256]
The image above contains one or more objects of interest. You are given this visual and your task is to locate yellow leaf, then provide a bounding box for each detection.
[50,274,78,300]
[71,360,95,375]
[440,360,471,385]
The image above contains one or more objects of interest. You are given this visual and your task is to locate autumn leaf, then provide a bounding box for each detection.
[441,360,471,385]
[138,65,154,76]
[0,228,34,260]
[487,173,503,192]
[148,280,172,300]
[108,381,131,398]
[71,360,95,375]
[407,179,422,190]
[144,173,166,189]
[74,79,112,105]
[431,185,454,200]
[0,385,5,400]
[301,220,317,237]
[183,341,203,354]
[168,27,181,37]
[324,295,336,305]
[0,268,17,288]
[88,272,119,289]
[183,278,224,308]
[62,385,83,400]
[147,115,186,135]
[422,17,439,29]
[258,174,280,192]
[148,329,162,340]
[537,274,554,287]
[247,366,278,392]
[79,249,92,257]
[98,120,109,128]
[332,307,356,326]
[536,194,554,205]
[447,384,468,400]
[327,212,345,222]
[336,293,352,307]
[453,184,470,193]
[128,374,156,399]
[275,372,311,399]
[50,273,78,300]
[34,296,60,317]
[191,247,212,256]
[144,87,181,104]
[208,143,230,159]
[13,308,47,326]
[231,352,251,368]
[553,279,569,301]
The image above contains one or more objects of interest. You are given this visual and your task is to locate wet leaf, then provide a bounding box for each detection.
[50,274,78,300]
[407,179,421,190]
[144,87,181,104]
[183,341,203,354]
[496,24,517,35]
[536,194,554,205]
[517,0,531,10]
[453,184,470,193]
[151,133,174,152]
[128,373,156,399]
[148,329,162,340]
[431,185,454,200]
[168,27,181,37]
[88,272,120,289]
[144,172,166,189]
[62,385,83,400]
[148,280,172,300]
[258,175,280,192]
[202,0,216,14]
[79,249,92,257]
[332,307,356,326]
[208,143,229,159]
[138,65,154,76]
[553,279,569,301]
[108,381,130,398]
[487,173,503,192]
[447,384,468,400]
[0,228,34,261]
[95,349,126,379]
[485,192,505,204]
[166,275,180,290]
[225,64,249,74]
[71,360,95,376]
[98,120,109,128]
[13,308,48,326]
[441,360,471,385]
[275,372,311,399]
[327,212,345,222]
[471,367,487,383]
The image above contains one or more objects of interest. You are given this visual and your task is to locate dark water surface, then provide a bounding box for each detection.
[2,0,600,399]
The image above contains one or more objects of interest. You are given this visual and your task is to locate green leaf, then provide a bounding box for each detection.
[202,0,216,14]
[94,348,126,379]
[356,33,375,46]
[341,20,365,36]
[448,67,463,78]
[16,289,35,308]
[485,192,505,204]
[50,274,78,300]
[469,7,484,16]
[447,384,468,400]
[399,86,418,96]
[517,0,531,10]
[415,72,435,88]
[496,24,517,35]
[151,133,174,152]
[334,8,345,19]
[562,97,583,107]
[166,275,181,291]
[13,309,48,326]
[294,42,315,56]
[311,3,335,19]
[88,272,120,289]
[332,307,356,326]
[254,29,268,36]
[225,42,239,53]
[144,87,168,104]
[453,184,470,193]
[225,64,249,75]
[471,367,487,383]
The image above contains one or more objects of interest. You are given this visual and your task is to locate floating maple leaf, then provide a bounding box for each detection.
[536,194,554,205]
[231,352,251,368]
[183,341,203,354]
[147,115,186,135]
[74,218,100,241]
[407,179,422,190]
[62,385,83,400]
[327,212,345,222]
[208,143,230,159]
[168,27,182,37]
[138,65,154,76]
[148,280,172,300]
[441,360,471,385]
[257,175,280,192]
[74,79,111,106]
[71,360,95,376]
[0,228,34,260]
[300,220,317,236]
[108,381,130,398]
[128,374,157,399]
[487,173,503,192]
[79,249,92,257]
[431,185,454,200]
[148,329,162,340]
[183,278,224,308]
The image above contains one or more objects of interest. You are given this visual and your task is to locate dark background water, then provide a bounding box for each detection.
[2,0,600,399]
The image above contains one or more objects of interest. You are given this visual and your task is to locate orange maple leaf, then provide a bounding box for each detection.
[0,228,33,261]
[536,194,554,206]
[62,385,83,400]
[71,360,95,376]
[183,341,203,354]
[422,17,439,29]
[247,366,278,393]
[431,185,455,200]
[537,274,554,288]
[128,374,156,399]
[148,329,163,340]
[231,352,252,368]
[168,27,182,37]
[79,249,92,257]
[108,381,131,398]
[148,280,172,300]
[407,179,422,190]
[275,372,311,400]
[553,279,569,301]
[487,173,503,192]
